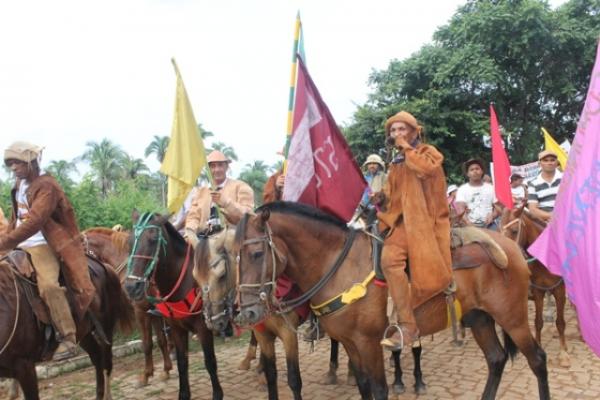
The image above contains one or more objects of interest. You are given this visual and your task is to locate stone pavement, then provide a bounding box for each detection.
[27,302,600,399]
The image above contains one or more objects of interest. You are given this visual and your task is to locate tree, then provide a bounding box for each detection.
[198,123,214,141]
[79,139,125,197]
[344,0,600,182]
[238,160,269,205]
[46,159,77,189]
[144,135,170,164]
[121,154,149,180]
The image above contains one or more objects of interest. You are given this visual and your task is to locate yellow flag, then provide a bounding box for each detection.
[160,59,207,213]
[541,127,568,170]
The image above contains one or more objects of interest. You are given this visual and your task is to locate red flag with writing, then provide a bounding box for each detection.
[490,104,514,209]
[282,58,366,221]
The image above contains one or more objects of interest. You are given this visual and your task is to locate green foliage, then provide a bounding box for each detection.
[238,161,269,206]
[344,0,600,180]
[0,179,12,216]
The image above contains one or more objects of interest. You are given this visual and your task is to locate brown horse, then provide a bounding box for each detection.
[124,211,223,400]
[235,202,550,400]
[500,205,570,367]
[83,227,174,386]
[0,254,134,400]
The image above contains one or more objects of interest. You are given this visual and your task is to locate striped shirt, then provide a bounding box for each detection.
[527,170,563,212]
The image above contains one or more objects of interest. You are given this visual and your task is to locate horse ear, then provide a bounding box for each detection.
[132,208,140,222]
[158,214,170,226]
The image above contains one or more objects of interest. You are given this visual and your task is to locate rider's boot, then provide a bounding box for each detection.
[380,266,419,351]
[302,313,325,342]
[45,287,79,361]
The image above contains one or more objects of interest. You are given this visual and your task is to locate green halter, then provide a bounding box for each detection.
[127,212,167,282]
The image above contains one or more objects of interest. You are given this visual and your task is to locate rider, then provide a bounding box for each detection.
[263,170,284,203]
[376,111,453,350]
[0,141,96,360]
[527,150,562,222]
[360,154,387,209]
[455,159,500,229]
[184,150,254,247]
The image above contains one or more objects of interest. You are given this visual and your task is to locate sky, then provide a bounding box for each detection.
[0,0,564,180]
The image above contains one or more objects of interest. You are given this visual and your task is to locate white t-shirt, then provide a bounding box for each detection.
[455,182,496,225]
[511,185,526,202]
[16,181,47,248]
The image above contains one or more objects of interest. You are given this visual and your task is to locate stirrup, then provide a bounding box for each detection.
[53,340,79,361]
[380,324,404,351]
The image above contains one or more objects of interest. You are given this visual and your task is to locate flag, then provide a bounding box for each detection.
[160,59,207,213]
[542,127,568,170]
[490,104,513,209]
[282,58,366,221]
[529,42,600,357]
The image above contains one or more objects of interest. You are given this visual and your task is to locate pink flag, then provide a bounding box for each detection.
[529,43,600,357]
[283,58,366,221]
[490,105,514,209]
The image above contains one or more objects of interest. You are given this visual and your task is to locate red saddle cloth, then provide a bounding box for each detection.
[155,288,202,320]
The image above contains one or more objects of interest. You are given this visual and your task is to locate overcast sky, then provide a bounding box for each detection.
[0,0,565,179]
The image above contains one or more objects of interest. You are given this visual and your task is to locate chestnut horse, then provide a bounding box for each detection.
[83,227,174,386]
[500,206,570,367]
[0,254,134,400]
[235,202,550,400]
[124,211,223,400]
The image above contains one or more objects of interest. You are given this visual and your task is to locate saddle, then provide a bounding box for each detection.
[450,226,508,270]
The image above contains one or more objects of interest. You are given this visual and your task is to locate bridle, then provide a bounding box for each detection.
[126,212,192,304]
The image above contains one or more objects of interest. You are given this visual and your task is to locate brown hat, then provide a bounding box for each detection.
[206,150,231,164]
[538,150,558,161]
[4,141,43,166]
[510,173,524,182]
[384,111,422,136]
[362,154,385,169]
[462,158,485,175]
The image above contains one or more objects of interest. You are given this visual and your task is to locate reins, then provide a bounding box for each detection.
[0,257,21,356]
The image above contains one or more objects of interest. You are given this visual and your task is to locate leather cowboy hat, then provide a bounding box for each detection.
[462,158,486,175]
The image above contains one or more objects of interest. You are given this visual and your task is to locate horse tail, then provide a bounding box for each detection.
[503,330,518,362]
[115,286,135,335]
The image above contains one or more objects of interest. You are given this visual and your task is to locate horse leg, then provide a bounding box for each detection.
[171,325,191,400]
[79,335,108,400]
[195,320,224,400]
[412,344,426,394]
[254,330,278,400]
[239,330,258,370]
[532,288,545,345]
[152,316,173,380]
[343,343,373,400]
[502,323,550,400]
[553,284,570,367]
[359,339,388,400]
[135,307,153,387]
[13,359,39,400]
[279,323,302,400]
[323,338,338,385]
[544,291,555,322]
[390,349,404,394]
[464,310,508,400]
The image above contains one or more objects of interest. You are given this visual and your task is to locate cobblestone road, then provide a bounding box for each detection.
[25,302,600,399]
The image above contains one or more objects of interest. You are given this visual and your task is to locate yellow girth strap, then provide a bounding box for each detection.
[446,297,463,329]
[310,271,375,317]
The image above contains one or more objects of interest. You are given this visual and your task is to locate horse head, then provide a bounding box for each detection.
[500,201,527,246]
[234,208,287,326]
[124,210,169,301]
[192,227,236,333]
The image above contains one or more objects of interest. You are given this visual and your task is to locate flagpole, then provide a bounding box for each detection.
[283,11,302,174]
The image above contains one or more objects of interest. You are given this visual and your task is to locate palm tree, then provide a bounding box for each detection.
[238,160,269,205]
[209,142,238,161]
[121,154,149,180]
[271,160,284,173]
[198,124,214,141]
[79,139,125,197]
[46,159,77,188]
[144,135,170,164]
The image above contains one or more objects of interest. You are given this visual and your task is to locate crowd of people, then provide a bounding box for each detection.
[0,114,563,358]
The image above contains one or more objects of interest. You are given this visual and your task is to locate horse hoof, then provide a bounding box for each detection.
[238,359,252,370]
[415,384,427,395]
[558,351,571,368]
[393,383,405,395]
[346,374,357,386]
[322,372,337,385]
[257,373,267,386]
[160,371,170,381]
[135,377,149,388]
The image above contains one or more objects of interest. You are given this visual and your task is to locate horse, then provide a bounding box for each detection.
[83,227,174,386]
[500,205,570,367]
[0,253,134,400]
[124,211,223,400]
[235,201,550,400]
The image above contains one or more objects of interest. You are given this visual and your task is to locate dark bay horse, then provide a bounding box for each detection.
[500,206,570,367]
[0,254,134,400]
[124,211,223,400]
[235,202,550,400]
[83,227,174,385]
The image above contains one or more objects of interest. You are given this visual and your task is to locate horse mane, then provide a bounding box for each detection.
[194,237,210,273]
[256,201,348,230]
[161,215,188,252]
[83,227,130,253]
